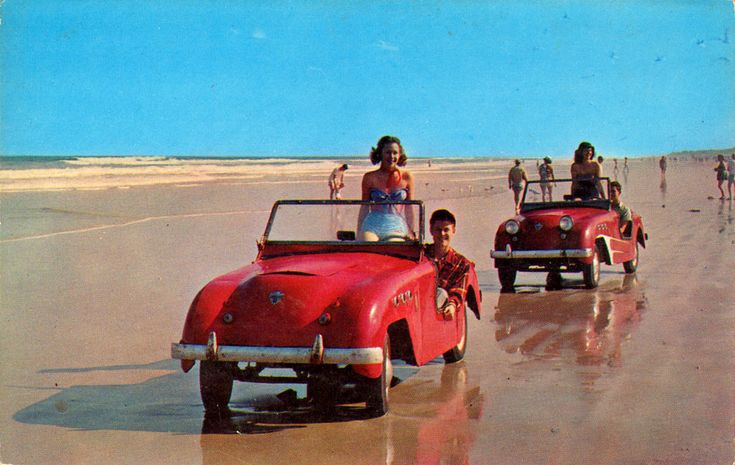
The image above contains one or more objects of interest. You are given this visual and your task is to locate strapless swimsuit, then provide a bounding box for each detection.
[572,177,599,200]
[360,188,410,240]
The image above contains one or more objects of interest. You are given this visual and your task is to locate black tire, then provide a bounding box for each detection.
[623,242,639,274]
[365,335,392,417]
[199,361,234,414]
[443,306,468,363]
[498,267,517,292]
[582,247,601,289]
[546,271,563,290]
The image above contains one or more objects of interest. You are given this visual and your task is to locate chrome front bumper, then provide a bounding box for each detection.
[171,332,383,365]
[491,244,593,259]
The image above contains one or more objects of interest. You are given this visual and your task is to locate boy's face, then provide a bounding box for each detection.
[430,220,456,247]
[611,186,621,203]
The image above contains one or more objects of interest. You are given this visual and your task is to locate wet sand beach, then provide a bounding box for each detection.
[1,156,733,465]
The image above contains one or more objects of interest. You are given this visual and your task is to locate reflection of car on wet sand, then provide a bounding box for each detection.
[491,178,647,291]
[494,274,645,366]
[171,200,481,417]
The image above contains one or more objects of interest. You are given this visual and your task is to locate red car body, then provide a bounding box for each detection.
[491,178,647,290]
[172,200,481,416]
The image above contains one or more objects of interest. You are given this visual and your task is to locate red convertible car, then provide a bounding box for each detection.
[172,200,481,417]
[491,178,646,291]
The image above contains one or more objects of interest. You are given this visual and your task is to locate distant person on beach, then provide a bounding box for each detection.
[715,154,727,199]
[358,135,415,240]
[328,163,349,199]
[571,141,605,199]
[613,159,619,179]
[727,154,735,199]
[659,156,667,176]
[538,156,555,202]
[508,159,528,212]
[610,181,632,235]
[424,209,473,321]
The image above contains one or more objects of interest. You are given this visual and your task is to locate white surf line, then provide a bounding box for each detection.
[0,209,269,244]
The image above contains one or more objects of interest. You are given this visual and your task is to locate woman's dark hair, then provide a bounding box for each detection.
[370,135,408,166]
[574,141,595,164]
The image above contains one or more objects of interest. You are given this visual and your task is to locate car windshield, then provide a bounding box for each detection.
[521,178,611,213]
[264,200,424,243]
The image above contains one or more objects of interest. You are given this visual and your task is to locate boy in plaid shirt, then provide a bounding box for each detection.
[424,209,473,320]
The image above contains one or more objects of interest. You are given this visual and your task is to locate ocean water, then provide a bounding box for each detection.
[0,156,512,192]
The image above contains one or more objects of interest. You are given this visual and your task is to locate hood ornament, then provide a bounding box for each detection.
[269,291,285,305]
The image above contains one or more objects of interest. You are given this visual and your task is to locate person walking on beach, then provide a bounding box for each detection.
[715,154,728,199]
[508,159,528,213]
[328,163,349,199]
[727,154,735,199]
[538,156,555,202]
[424,209,473,321]
[659,156,667,177]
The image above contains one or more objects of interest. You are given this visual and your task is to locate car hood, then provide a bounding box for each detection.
[183,252,421,347]
[519,208,608,225]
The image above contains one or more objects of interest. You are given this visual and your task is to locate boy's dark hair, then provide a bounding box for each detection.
[430,209,456,226]
[610,181,622,193]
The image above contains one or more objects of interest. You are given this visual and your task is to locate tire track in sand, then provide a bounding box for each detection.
[0,209,269,244]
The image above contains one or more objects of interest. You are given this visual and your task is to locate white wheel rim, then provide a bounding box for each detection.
[593,251,600,282]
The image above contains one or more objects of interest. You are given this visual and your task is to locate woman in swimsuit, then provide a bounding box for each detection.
[715,154,727,199]
[570,141,605,199]
[358,135,415,241]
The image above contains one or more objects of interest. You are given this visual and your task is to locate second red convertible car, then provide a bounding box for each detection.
[172,200,481,417]
[491,178,647,291]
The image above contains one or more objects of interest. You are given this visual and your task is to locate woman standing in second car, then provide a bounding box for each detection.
[570,141,605,199]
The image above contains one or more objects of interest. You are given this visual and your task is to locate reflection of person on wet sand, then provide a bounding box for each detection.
[424,209,473,321]
[409,364,483,465]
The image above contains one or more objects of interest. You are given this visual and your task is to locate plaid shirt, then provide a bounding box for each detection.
[425,246,472,307]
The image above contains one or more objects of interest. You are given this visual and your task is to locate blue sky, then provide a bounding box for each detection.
[1,1,733,158]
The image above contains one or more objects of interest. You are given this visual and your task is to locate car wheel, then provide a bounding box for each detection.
[623,242,639,274]
[365,334,392,417]
[199,361,235,414]
[443,306,467,363]
[582,247,601,289]
[498,267,517,292]
[546,271,563,290]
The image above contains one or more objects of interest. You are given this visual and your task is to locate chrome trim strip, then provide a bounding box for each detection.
[172,342,383,365]
[491,248,593,259]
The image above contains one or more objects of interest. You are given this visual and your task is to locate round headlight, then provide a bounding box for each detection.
[559,216,574,232]
[505,220,520,235]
